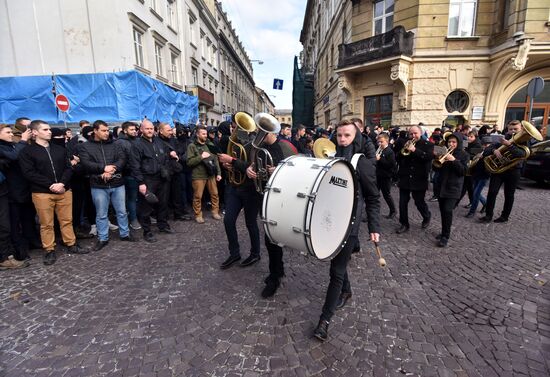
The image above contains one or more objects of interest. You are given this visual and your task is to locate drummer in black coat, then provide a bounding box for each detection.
[435,133,469,247]
[396,126,434,233]
[313,120,380,342]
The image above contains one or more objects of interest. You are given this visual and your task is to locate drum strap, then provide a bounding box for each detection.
[350,153,362,170]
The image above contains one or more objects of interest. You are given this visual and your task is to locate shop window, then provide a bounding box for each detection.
[364,94,392,129]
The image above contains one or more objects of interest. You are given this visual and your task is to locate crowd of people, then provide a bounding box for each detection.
[0,114,534,342]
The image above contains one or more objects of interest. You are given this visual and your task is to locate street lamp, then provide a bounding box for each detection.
[250,59,264,65]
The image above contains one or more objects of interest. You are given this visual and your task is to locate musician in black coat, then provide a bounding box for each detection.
[313,120,380,342]
[435,133,469,247]
[479,120,527,223]
[396,126,434,233]
[375,133,397,218]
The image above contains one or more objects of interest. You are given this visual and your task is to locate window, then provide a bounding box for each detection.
[448,0,477,37]
[154,42,163,76]
[373,0,394,36]
[170,52,179,84]
[192,67,198,85]
[212,47,217,69]
[364,94,393,130]
[189,15,197,45]
[445,90,469,112]
[151,0,158,12]
[133,28,144,67]
[167,0,177,28]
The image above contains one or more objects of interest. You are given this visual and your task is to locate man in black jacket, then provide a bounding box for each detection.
[115,121,141,230]
[19,120,88,266]
[396,125,434,234]
[479,120,526,223]
[129,119,175,242]
[80,121,136,251]
[375,133,397,218]
[313,120,381,341]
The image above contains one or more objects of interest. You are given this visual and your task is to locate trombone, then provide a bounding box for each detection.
[432,147,455,168]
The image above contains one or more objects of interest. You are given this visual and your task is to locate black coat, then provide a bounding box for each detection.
[19,143,72,193]
[0,140,32,202]
[79,138,126,188]
[439,135,469,199]
[397,138,434,191]
[376,146,397,179]
[129,136,170,184]
[114,133,136,175]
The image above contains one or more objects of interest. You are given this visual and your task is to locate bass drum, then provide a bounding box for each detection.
[262,155,358,260]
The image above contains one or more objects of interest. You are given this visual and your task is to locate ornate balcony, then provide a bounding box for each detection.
[337,26,414,70]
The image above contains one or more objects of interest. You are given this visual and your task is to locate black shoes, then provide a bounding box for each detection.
[93,240,109,251]
[478,216,492,223]
[335,292,352,310]
[159,228,174,234]
[438,237,449,247]
[480,205,486,213]
[494,217,508,223]
[220,255,241,269]
[421,217,431,229]
[384,212,396,219]
[174,214,193,221]
[313,319,330,342]
[261,276,280,298]
[143,232,157,243]
[465,212,474,218]
[396,224,409,234]
[435,233,442,240]
[43,251,57,266]
[240,255,260,267]
[120,235,138,242]
[67,244,89,254]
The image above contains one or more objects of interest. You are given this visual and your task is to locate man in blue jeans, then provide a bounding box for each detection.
[80,121,137,250]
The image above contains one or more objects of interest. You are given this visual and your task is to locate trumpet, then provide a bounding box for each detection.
[375,146,383,158]
[432,146,455,168]
[227,112,256,185]
[250,113,281,193]
[401,139,416,156]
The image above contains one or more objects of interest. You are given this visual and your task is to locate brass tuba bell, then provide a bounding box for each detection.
[227,112,256,185]
[250,113,281,193]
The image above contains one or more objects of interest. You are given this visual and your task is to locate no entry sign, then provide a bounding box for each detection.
[55,94,70,112]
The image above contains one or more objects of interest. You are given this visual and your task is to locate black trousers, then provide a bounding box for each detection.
[72,176,95,228]
[399,188,431,227]
[320,236,356,322]
[137,175,170,233]
[0,194,13,261]
[168,173,185,218]
[377,176,396,214]
[459,176,474,205]
[9,201,41,259]
[265,233,284,279]
[485,169,520,219]
[438,198,457,239]
[224,186,261,258]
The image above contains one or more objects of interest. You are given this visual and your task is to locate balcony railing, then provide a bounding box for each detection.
[337,26,414,69]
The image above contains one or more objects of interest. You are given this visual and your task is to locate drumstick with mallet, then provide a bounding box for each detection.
[373,241,386,267]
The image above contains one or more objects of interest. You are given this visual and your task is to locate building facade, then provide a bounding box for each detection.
[300,0,550,136]
[255,87,276,115]
[275,109,293,125]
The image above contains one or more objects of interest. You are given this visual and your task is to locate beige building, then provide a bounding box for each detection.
[254,87,276,115]
[275,109,293,125]
[300,0,550,136]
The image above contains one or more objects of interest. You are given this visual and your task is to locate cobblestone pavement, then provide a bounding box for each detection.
[1,180,550,377]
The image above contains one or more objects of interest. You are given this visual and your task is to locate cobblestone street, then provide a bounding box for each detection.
[1,181,550,377]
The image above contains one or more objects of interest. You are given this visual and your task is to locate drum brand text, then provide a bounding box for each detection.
[329,176,348,188]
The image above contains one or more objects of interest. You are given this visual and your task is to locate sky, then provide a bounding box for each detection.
[220,0,307,110]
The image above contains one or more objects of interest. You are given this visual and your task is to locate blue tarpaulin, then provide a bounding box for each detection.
[0,70,198,125]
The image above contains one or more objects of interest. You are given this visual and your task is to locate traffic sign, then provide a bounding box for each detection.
[55,94,70,112]
[527,76,545,99]
[273,79,283,90]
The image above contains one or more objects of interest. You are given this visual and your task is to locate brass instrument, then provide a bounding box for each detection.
[375,146,383,159]
[227,112,256,185]
[313,138,336,159]
[484,120,543,174]
[466,151,483,176]
[250,113,281,193]
[400,139,417,156]
[440,131,453,146]
[432,146,455,168]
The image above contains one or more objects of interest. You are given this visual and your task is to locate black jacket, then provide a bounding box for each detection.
[19,143,72,193]
[79,138,126,188]
[376,146,397,179]
[114,133,136,175]
[129,136,170,184]
[397,138,434,191]
[0,140,32,202]
[336,132,380,235]
[438,133,469,199]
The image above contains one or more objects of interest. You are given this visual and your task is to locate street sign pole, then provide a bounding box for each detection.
[527,76,545,122]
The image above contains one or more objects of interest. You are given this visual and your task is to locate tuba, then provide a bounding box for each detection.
[484,120,543,174]
[250,113,281,193]
[227,112,256,185]
[401,139,417,156]
[313,138,336,159]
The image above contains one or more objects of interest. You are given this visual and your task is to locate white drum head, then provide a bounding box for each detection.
[307,160,356,260]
